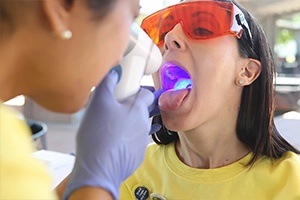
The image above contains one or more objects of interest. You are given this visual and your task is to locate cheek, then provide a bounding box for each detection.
[97,28,131,67]
[94,3,133,68]
[191,54,237,104]
[193,64,234,101]
[87,25,131,84]
[192,49,238,90]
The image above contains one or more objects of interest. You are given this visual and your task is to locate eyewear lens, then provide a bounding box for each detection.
[141,1,251,46]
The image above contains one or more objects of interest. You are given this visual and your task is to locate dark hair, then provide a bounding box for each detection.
[152,0,300,165]
[65,0,117,20]
[0,0,117,30]
[230,0,300,165]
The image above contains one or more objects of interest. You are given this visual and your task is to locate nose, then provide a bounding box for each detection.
[164,23,186,52]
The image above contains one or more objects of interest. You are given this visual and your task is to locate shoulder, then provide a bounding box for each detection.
[274,151,300,170]
[0,103,32,143]
[0,103,30,136]
[0,103,56,199]
[146,142,164,154]
[256,151,300,185]
[120,143,172,199]
[269,152,300,198]
[256,151,300,173]
[0,103,33,152]
[144,142,175,162]
[127,142,173,173]
[140,142,166,164]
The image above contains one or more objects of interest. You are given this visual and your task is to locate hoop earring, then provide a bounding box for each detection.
[60,30,72,40]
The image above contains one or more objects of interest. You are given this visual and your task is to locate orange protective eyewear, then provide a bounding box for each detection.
[141,1,253,47]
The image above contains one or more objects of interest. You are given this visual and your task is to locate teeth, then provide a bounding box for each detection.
[174,79,192,90]
[161,63,192,91]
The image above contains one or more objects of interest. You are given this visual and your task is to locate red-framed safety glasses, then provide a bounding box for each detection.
[141,0,253,47]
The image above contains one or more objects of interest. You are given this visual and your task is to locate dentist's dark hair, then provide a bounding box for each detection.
[65,0,117,20]
[0,0,117,33]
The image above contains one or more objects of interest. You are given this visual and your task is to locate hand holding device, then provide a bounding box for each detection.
[63,70,154,200]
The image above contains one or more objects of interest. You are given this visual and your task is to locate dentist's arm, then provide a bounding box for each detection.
[62,70,155,200]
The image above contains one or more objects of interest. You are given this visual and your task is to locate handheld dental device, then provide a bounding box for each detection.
[114,22,162,101]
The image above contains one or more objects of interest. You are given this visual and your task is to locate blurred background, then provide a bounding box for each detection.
[5,0,300,154]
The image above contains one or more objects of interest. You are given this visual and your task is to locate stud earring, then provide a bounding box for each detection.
[239,79,245,85]
[60,30,72,40]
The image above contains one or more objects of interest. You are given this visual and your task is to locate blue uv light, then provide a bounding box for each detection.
[174,79,192,90]
[161,64,192,91]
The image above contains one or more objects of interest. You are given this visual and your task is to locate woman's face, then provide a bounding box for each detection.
[153,22,246,132]
[26,0,140,112]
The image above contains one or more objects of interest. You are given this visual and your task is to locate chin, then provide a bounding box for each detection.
[161,113,187,132]
[44,103,83,114]
[61,104,84,113]
[39,96,88,114]
[64,99,88,113]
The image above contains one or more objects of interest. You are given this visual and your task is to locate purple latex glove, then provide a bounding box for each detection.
[63,70,154,200]
[143,87,163,134]
[146,87,163,118]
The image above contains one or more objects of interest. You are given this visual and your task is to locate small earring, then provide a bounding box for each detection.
[239,79,245,85]
[60,30,72,40]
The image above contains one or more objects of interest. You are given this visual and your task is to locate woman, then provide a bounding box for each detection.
[120,0,300,199]
[0,0,156,199]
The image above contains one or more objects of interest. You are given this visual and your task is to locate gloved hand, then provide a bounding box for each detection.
[63,70,155,200]
[144,86,164,134]
[145,86,163,118]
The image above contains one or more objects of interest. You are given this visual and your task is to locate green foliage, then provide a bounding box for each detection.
[277,29,294,44]
[291,13,300,22]
[277,13,300,44]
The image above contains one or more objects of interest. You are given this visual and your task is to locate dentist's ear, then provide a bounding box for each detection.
[42,0,73,39]
[236,59,261,86]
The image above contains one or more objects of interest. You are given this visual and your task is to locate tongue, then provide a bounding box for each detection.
[159,89,189,111]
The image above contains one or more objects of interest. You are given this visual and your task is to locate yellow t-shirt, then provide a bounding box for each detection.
[0,103,57,199]
[120,142,300,200]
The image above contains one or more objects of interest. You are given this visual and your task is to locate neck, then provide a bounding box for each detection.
[175,123,250,169]
[0,33,26,102]
[0,59,17,102]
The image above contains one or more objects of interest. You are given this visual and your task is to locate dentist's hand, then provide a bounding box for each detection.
[144,86,164,134]
[63,70,155,200]
[144,86,163,118]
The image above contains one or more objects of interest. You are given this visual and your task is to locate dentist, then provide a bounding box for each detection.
[0,0,157,199]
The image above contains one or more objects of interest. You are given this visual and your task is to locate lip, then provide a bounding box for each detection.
[160,60,192,91]
[162,60,188,72]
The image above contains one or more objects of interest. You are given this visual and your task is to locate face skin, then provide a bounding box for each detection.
[152,0,261,169]
[156,31,243,132]
[0,0,140,112]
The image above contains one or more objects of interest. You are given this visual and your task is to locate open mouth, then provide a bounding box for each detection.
[161,63,192,91]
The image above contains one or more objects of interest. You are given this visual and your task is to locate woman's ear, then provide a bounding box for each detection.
[236,59,261,86]
[42,0,72,39]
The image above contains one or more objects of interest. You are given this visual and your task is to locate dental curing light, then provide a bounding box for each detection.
[114,22,162,101]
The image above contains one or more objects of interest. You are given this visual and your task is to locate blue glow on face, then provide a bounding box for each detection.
[161,63,192,91]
